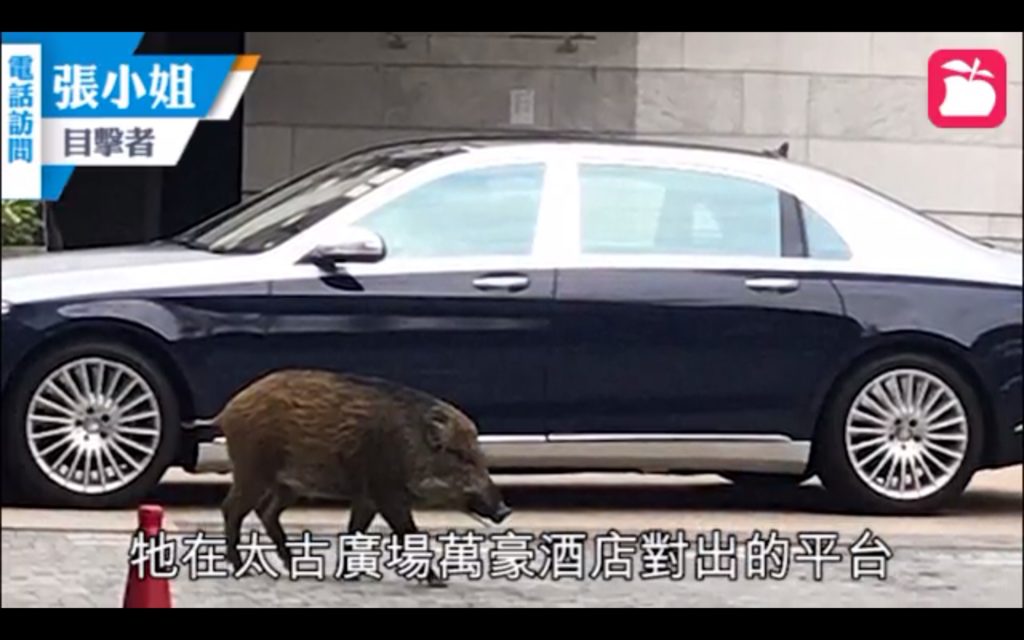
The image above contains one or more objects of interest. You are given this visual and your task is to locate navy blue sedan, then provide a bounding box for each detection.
[2,135,1021,514]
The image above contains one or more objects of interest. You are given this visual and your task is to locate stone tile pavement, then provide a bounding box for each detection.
[3,525,1021,608]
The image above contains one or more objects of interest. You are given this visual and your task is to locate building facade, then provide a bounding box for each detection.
[242,32,1023,251]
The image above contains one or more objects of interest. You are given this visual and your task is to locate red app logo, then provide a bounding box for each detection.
[929,49,1007,128]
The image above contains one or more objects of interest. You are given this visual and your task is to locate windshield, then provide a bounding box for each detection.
[170,143,470,255]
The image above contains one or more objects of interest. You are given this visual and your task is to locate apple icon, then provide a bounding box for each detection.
[939,57,997,118]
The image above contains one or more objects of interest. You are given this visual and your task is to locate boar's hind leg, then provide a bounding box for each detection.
[221,478,267,574]
[257,484,298,569]
[347,499,377,534]
[338,499,378,583]
[379,500,447,589]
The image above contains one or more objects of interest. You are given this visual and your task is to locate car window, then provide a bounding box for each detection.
[355,163,546,259]
[579,164,783,258]
[171,144,468,255]
[802,204,852,260]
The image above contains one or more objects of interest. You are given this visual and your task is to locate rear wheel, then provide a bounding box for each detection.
[815,353,983,515]
[2,339,180,508]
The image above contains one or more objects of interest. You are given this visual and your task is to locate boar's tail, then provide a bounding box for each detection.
[206,408,230,434]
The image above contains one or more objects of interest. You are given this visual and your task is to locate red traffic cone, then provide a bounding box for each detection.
[123,504,173,608]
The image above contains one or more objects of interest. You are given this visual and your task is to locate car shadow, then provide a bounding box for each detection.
[133,475,1023,518]
[3,474,1019,517]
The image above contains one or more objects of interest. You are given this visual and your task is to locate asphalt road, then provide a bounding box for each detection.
[2,467,1022,608]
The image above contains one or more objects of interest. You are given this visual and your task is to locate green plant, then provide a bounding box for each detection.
[1,200,42,246]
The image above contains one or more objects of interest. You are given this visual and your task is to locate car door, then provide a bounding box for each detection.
[261,156,559,437]
[549,155,860,447]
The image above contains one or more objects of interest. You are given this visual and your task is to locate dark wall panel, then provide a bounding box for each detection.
[50,32,245,249]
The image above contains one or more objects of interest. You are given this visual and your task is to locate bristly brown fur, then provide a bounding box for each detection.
[214,369,505,588]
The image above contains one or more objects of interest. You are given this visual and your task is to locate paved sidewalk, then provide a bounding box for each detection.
[4,469,1019,607]
[3,525,1021,608]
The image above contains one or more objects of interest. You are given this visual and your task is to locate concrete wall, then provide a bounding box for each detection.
[635,32,1023,251]
[242,32,638,190]
[243,32,1023,251]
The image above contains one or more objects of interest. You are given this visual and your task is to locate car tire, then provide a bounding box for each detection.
[2,339,181,509]
[814,352,983,515]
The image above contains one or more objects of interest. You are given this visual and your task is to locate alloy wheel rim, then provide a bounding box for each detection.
[845,368,969,502]
[25,357,162,495]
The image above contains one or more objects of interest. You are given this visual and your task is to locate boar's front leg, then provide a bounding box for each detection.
[379,499,447,589]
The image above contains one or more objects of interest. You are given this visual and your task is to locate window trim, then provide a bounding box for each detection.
[781,192,808,259]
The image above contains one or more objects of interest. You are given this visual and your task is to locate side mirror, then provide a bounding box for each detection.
[302,227,386,270]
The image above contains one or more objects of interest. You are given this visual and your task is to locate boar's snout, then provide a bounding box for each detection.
[490,501,513,524]
[467,480,512,525]
[468,494,512,525]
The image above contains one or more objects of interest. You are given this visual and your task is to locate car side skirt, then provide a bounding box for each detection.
[192,433,811,476]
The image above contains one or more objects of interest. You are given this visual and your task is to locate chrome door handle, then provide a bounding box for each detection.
[745,277,800,293]
[473,275,530,292]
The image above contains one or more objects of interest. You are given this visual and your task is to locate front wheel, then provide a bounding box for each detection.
[815,353,983,515]
[3,339,181,508]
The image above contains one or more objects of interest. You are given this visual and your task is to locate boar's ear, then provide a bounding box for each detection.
[424,405,449,452]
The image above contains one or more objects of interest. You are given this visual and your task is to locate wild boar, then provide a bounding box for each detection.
[211,369,512,587]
